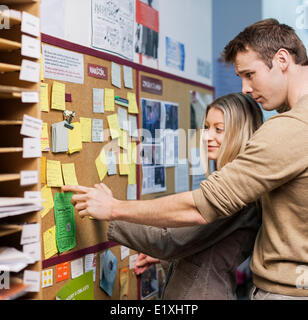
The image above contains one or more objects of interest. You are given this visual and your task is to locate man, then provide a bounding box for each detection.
[63,19,308,299]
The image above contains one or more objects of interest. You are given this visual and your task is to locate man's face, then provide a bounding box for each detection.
[235,48,288,111]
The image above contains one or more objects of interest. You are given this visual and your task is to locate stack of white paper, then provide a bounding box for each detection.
[52,121,68,153]
[0,247,35,272]
[0,197,42,219]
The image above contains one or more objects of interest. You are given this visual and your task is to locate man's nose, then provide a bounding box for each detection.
[242,79,253,95]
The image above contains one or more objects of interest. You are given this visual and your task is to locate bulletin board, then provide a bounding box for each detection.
[138,70,214,200]
[40,40,140,300]
[40,34,215,300]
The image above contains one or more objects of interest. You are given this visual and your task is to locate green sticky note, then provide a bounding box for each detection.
[54,192,76,253]
[56,271,94,300]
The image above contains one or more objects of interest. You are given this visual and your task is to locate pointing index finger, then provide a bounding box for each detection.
[62,185,91,194]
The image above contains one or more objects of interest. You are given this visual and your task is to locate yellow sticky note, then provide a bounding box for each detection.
[68,122,82,154]
[107,114,121,139]
[47,159,64,187]
[51,81,66,111]
[95,149,108,181]
[40,185,54,218]
[62,163,78,186]
[80,117,92,142]
[41,156,46,184]
[119,130,128,150]
[119,153,129,175]
[40,83,49,112]
[43,225,58,259]
[40,53,44,81]
[41,123,50,152]
[128,142,137,164]
[105,88,115,111]
[127,92,138,114]
[128,163,136,185]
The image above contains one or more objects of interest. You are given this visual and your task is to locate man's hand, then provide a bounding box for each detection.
[62,183,115,220]
[134,253,160,275]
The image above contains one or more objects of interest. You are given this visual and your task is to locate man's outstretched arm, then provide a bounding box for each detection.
[62,183,207,227]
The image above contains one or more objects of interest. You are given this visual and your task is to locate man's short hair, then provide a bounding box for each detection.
[222,18,308,68]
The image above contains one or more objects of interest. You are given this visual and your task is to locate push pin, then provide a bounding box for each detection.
[63,110,76,130]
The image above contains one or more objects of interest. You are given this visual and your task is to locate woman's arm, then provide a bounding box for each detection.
[108,203,261,260]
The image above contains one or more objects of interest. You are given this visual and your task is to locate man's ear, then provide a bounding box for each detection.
[274,48,291,72]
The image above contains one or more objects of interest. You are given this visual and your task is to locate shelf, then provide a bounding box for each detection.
[0,38,21,52]
[0,173,21,182]
[1,0,38,3]
[0,277,29,300]
[0,147,23,154]
[0,224,23,237]
[0,10,21,27]
[0,120,22,125]
[0,62,21,73]
[0,85,26,99]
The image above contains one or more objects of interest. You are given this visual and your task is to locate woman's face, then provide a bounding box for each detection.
[202,107,225,161]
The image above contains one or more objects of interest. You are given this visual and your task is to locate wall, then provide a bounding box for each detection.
[40,0,212,86]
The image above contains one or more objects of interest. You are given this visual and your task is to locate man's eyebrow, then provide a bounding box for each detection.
[236,69,251,76]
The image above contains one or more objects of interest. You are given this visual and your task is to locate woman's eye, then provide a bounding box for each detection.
[216,128,224,133]
[204,125,209,130]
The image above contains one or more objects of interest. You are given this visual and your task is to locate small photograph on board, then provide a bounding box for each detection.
[141,264,158,300]
[190,91,213,129]
[100,249,118,297]
[154,166,165,188]
[165,103,178,130]
[142,98,162,143]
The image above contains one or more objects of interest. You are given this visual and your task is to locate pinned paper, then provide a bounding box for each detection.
[107,114,121,139]
[111,62,121,88]
[71,257,83,279]
[92,119,104,142]
[40,83,49,112]
[41,156,46,184]
[120,267,129,300]
[21,34,40,59]
[128,115,138,138]
[47,160,64,187]
[119,130,128,150]
[52,121,68,153]
[68,122,82,154]
[118,107,128,131]
[20,170,38,186]
[21,11,40,37]
[119,153,129,175]
[95,149,108,181]
[106,151,117,176]
[127,92,138,114]
[19,59,40,83]
[56,262,70,283]
[43,225,58,259]
[120,246,130,261]
[85,253,97,282]
[128,142,137,164]
[23,241,41,263]
[23,138,41,158]
[51,81,66,111]
[128,163,136,185]
[21,223,40,245]
[123,66,133,89]
[21,114,43,138]
[54,192,76,253]
[104,88,115,111]
[127,184,137,200]
[23,270,40,293]
[100,249,117,297]
[80,117,92,142]
[62,163,78,186]
[42,269,53,288]
[41,123,50,152]
[93,88,104,113]
[40,185,54,218]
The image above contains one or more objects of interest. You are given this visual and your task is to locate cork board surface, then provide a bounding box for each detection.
[40,44,139,300]
[138,71,214,200]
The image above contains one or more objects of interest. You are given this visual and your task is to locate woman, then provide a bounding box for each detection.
[108,93,264,300]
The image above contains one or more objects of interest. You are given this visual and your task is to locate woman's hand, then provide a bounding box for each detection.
[134,253,160,275]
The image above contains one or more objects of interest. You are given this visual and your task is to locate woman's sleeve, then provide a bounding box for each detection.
[107,203,261,260]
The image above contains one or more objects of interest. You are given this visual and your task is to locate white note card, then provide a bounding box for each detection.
[19,59,40,83]
[24,191,41,202]
[21,91,39,103]
[20,170,38,186]
[23,138,42,158]
[121,246,130,261]
[21,11,40,37]
[20,114,43,138]
[21,34,40,59]
[23,241,41,262]
[111,62,121,88]
[123,66,133,89]
[129,254,138,270]
[23,270,40,292]
[20,223,40,245]
[127,184,137,200]
[71,257,84,279]
[85,253,97,282]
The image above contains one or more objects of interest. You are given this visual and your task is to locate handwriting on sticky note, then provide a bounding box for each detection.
[47,159,64,187]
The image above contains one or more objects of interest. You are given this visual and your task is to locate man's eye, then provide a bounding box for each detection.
[246,73,253,79]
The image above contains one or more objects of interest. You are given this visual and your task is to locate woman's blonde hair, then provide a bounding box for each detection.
[200,93,263,175]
